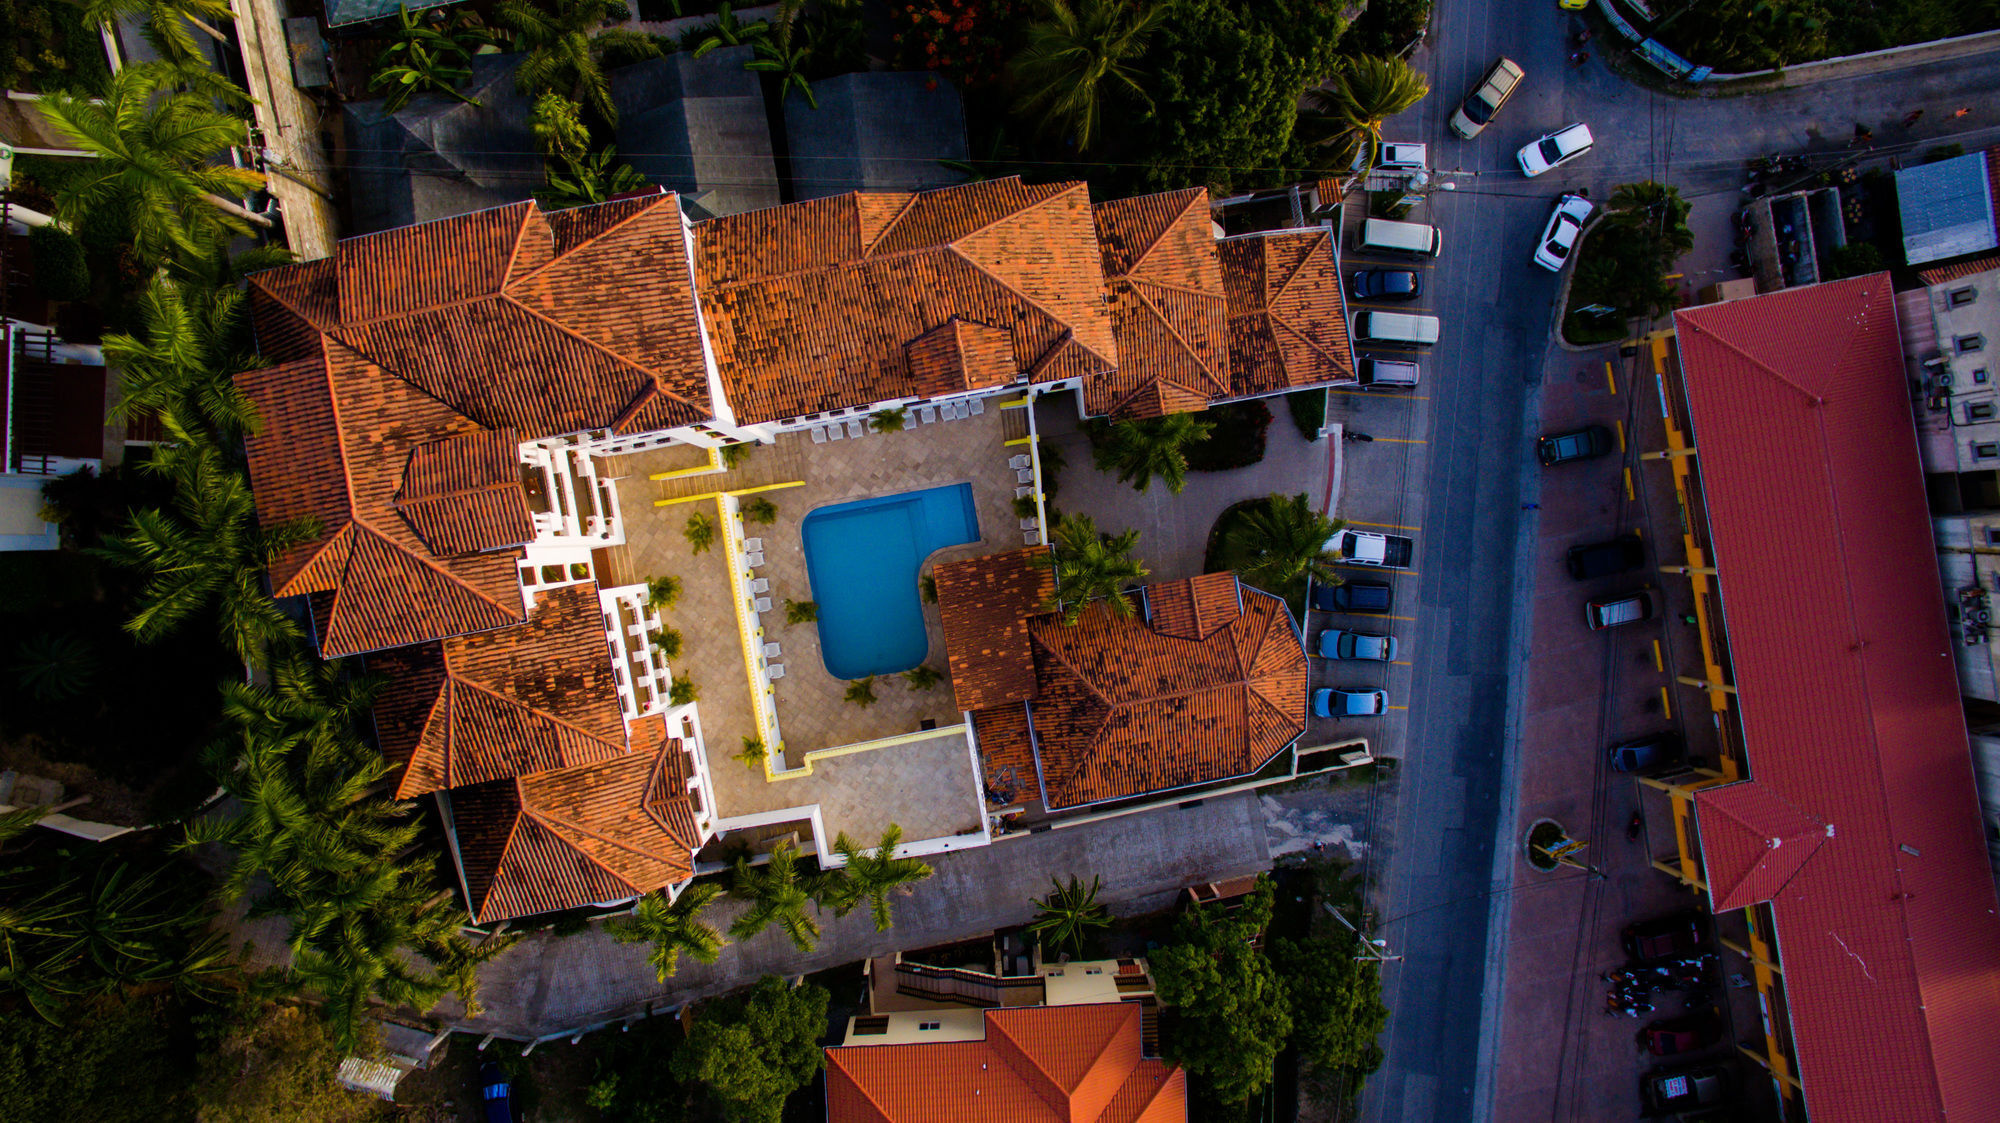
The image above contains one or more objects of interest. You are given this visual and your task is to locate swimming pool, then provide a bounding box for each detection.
[799,483,980,680]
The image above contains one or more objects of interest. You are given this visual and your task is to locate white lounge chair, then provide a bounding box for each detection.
[827,424,845,441]
[749,577,769,594]
[754,597,773,614]
[747,551,765,567]
[970,398,985,415]
[1023,529,1042,545]
[811,427,827,444]
[743,537,763,552]
[951,401,969,419]
[1016,468,1034,483]
[1019,518,1039,531]
[763,641,782,659]
[1008,454,1032,470]
[916,406,936,424]
[1014,485,1033,498]
[846,419,864,438]
[768,664,786,681]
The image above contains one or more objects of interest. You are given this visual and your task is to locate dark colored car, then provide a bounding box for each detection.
[1642,1063,1730,1115]
[480,1062,514,1123]
[1609,733,1684,774]
[1640,1009,1722,1057]
[1566,535,1644,579]
[1537,424,1614,465]
[1623,910,1708,964]
[1349,269,1424,302]
[1311,579,1393,614]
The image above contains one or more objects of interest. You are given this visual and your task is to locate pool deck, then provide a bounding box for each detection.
[596,404,1028,851]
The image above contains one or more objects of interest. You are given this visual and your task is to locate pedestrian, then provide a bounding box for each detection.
[1954,107,1973,118]
[1902,109,1925,128]
[1851,123,1874,146]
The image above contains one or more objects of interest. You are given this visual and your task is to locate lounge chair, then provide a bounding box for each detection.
[743,537,763,553]
[767,664,786,681]
[828,424,845,440]
[749,577,769,594]
[754,597,773,614]
[763,642,782,659]
[1008,454,1032,470]
[747,551,765,567]
[811,427,827,444]
[1016,468,1034,483]
[970,398,985,415]
[846,419,864,438]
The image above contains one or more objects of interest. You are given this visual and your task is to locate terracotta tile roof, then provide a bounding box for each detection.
[826,1002,1185,1122]
[1089,189,1231,419]
[1693,782,1828,912]
[972,703,1035,805]
[449,715,701,923]
[243,194,711,655]
[369,583,629,798]
[935,547,1055,711]
[1219,232,1354,397]
[1672,275,2000,1123]
[1918,252,2000,286]
[1023,575,1305,809]
[692,179,1118,425]
[1143,571,1240,642]
[906,318,1019,394]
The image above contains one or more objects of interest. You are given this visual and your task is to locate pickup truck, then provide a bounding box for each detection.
[1327,529,1415,569]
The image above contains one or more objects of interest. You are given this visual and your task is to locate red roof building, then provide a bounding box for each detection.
[826,1002,1185,1123]
[1664,274,2000,1122]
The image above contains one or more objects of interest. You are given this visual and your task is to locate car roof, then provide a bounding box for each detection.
[1555,122,1593,149]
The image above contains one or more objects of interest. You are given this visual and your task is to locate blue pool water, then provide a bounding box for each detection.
[799,483,980,680]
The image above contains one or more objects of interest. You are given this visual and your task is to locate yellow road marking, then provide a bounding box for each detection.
[1659,685,1674,720]
[1353,613,1416,621]
[1373,437,1428,444]
[1623,467,1635,502]
[1651,639,1664,673]
[1392,660,1413,666]
[1605,361,1618,395]
[1615,420,1626,452]
[1388,705,1410,711]
[1349,521,1421,531]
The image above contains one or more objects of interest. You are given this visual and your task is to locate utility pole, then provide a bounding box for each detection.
[1324,902,1403,962]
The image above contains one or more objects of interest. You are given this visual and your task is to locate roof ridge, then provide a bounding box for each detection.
[472,796,526,915]
[444,674,629,756]
[1677,313,1830,405]
[499,293,706,418]
[1125,282,1229,396]
[946,180,1085,251]
[825,1054,904,1123]
[1121,189,1207,279]
[1264,229,1329,301]
[250,271,331,331]
[529,800,686,871]
[985,1008,1081,1116]
[1070,1007,1143,1112]
[951,242,1119,373]
[1266,313,1340,376]
[1110,1065,1180,1123]
[506,195,669,286]
[511,808,632,893]
[345,518,524,628]
[501,203,539,289]
[857,191,920,256]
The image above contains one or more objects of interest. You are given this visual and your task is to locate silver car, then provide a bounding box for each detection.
[1518,123,1594,177]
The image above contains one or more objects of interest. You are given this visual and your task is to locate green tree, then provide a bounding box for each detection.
[734,735,767,770]
[816,824,932,931]
[1299,54,1430,172]
[684,509,717,553]
[497,0,660,123]
[1151,876,1290,1103]
[535,147,650,210]
[95,439,316,665]
[1222,492,1343,594]
[1036,513,1148,625]
[902,663,942,690]
[1091,413,1213,495]
[741,496,777,524]
[36,63,270,267]
[8,631,96,702]
[727,839,821,952]
[749,0,817,108]
[671,976,829,1123]
[784,598,817,625]
[26,224,90,302]
[646,574,682,610]
[869,406,907,432]
[1027,873,1113,956]
[79,0,234,68]
[105,273,262,447]
[1011,0,1165,151]
[0,993,203,1122]
[1270,935,1388,1075]
[609,883,727,981]
[528,91,592,163]
[1604,181,1694,255]
[370,5,491,111]
[648,628,682,658]
[844,676,877,706]
[688,1,772,57]
[670,674,698,705]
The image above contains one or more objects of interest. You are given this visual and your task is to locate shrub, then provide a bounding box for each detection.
[888,0,1023,88]
[1013,494,1039,518]
[670,675,698,705]
[784,598,817,625]
[735,736,766,770]
[649,628,683,659]
[1287,390,1326,441]
[741,496,777,525]
[871,407,908,433]
[29,224,90,302]
[722,442,754,468]
[903,664,943,690]
[844,676,877,707]
[1186,400,1272,472]
[1341,0,1430,56]
[684,510,716,553]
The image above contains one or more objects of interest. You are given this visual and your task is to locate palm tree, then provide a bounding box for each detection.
[609,883,727,980]
[1028,874,1113,957]
[372,4,491,111]
[79,0,235,68]
[36,63,270,267]
[1300,55,1430,173]
[1223,493,1343,594]
[1011,0,1165,151]
[496,0,661,124]
[727,839,821,952]
[747,0,816,109]
[817,825,933,932]
[1604,181,1694,255]
[1090,413,1213,495]
[105,273,262,447]
[94,439,317,665]
[689,2,772,58]
[1036,513,1149,625]
[535,148,650,210]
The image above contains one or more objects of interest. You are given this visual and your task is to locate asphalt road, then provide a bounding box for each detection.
[1355,9,2000,1122]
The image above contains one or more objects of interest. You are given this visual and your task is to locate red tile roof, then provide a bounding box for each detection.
[448,715,700,923]
[1917,252,2000,286]
[826,1002,1185,1122]
[939,563,1307,810]
[1673,274,2000,1123]
[243,194,711,656]
[692,179,1119,426]
[1219,231,1354,397]
[935,547,1056,711]
[369,583,629,798]
[1090,189,1231,419]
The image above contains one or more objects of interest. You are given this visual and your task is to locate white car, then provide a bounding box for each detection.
[1533,194,1596,271]
[1518,122,1594,177]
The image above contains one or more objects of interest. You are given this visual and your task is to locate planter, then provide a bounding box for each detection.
[1525,818,1567,873]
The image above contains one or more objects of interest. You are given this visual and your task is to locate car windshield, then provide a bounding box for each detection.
[1537,137,1565,164]
[1464,97,1494,125]
[1543,238,1570,259]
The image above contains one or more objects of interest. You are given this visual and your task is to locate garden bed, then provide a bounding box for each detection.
[1186,400,1272,472]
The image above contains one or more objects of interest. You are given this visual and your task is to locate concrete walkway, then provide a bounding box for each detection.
[445,788,1272,1039]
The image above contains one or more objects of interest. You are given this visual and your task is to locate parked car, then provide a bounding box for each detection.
[1640,1009,1722,1057]
[1537,424,1614,465]
[1326,529,1415,568]
[1641,1063,1730,1115]
[1312,579,1394,614]
[1318,628,1397,661]
[1377,141,1429,170]
[1566,535,1643,579]
[1349,268,1424,302]
[1518,122,1595,177]
[1624,910,1709,963]
[1357,357,1422,390]
[1533,193,1596,271]
[1587,591,1654,630]
[480,1063,514,1123]
[1609,733,1683,773]
[1314,688,1388,717]
[1449,57,1526,138]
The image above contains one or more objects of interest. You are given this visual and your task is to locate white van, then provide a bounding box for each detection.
[1357,218,1443,259]
[1352,311,1442,347]
[1357,357,1421,389]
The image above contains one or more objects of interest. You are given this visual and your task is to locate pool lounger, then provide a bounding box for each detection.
[846,419,864,438]
[746,551,765,567]
[916,406,936,424]
[748,577,769,594]
[743,538,763,552]
[827,424,844,440]
[1008,454,1031,470]
[754,597,773,613]
[1016,468,1034,483]
[768,664,786,680]
[811,427,827,443]
[970,398,985,415]
[763,642,782,659]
